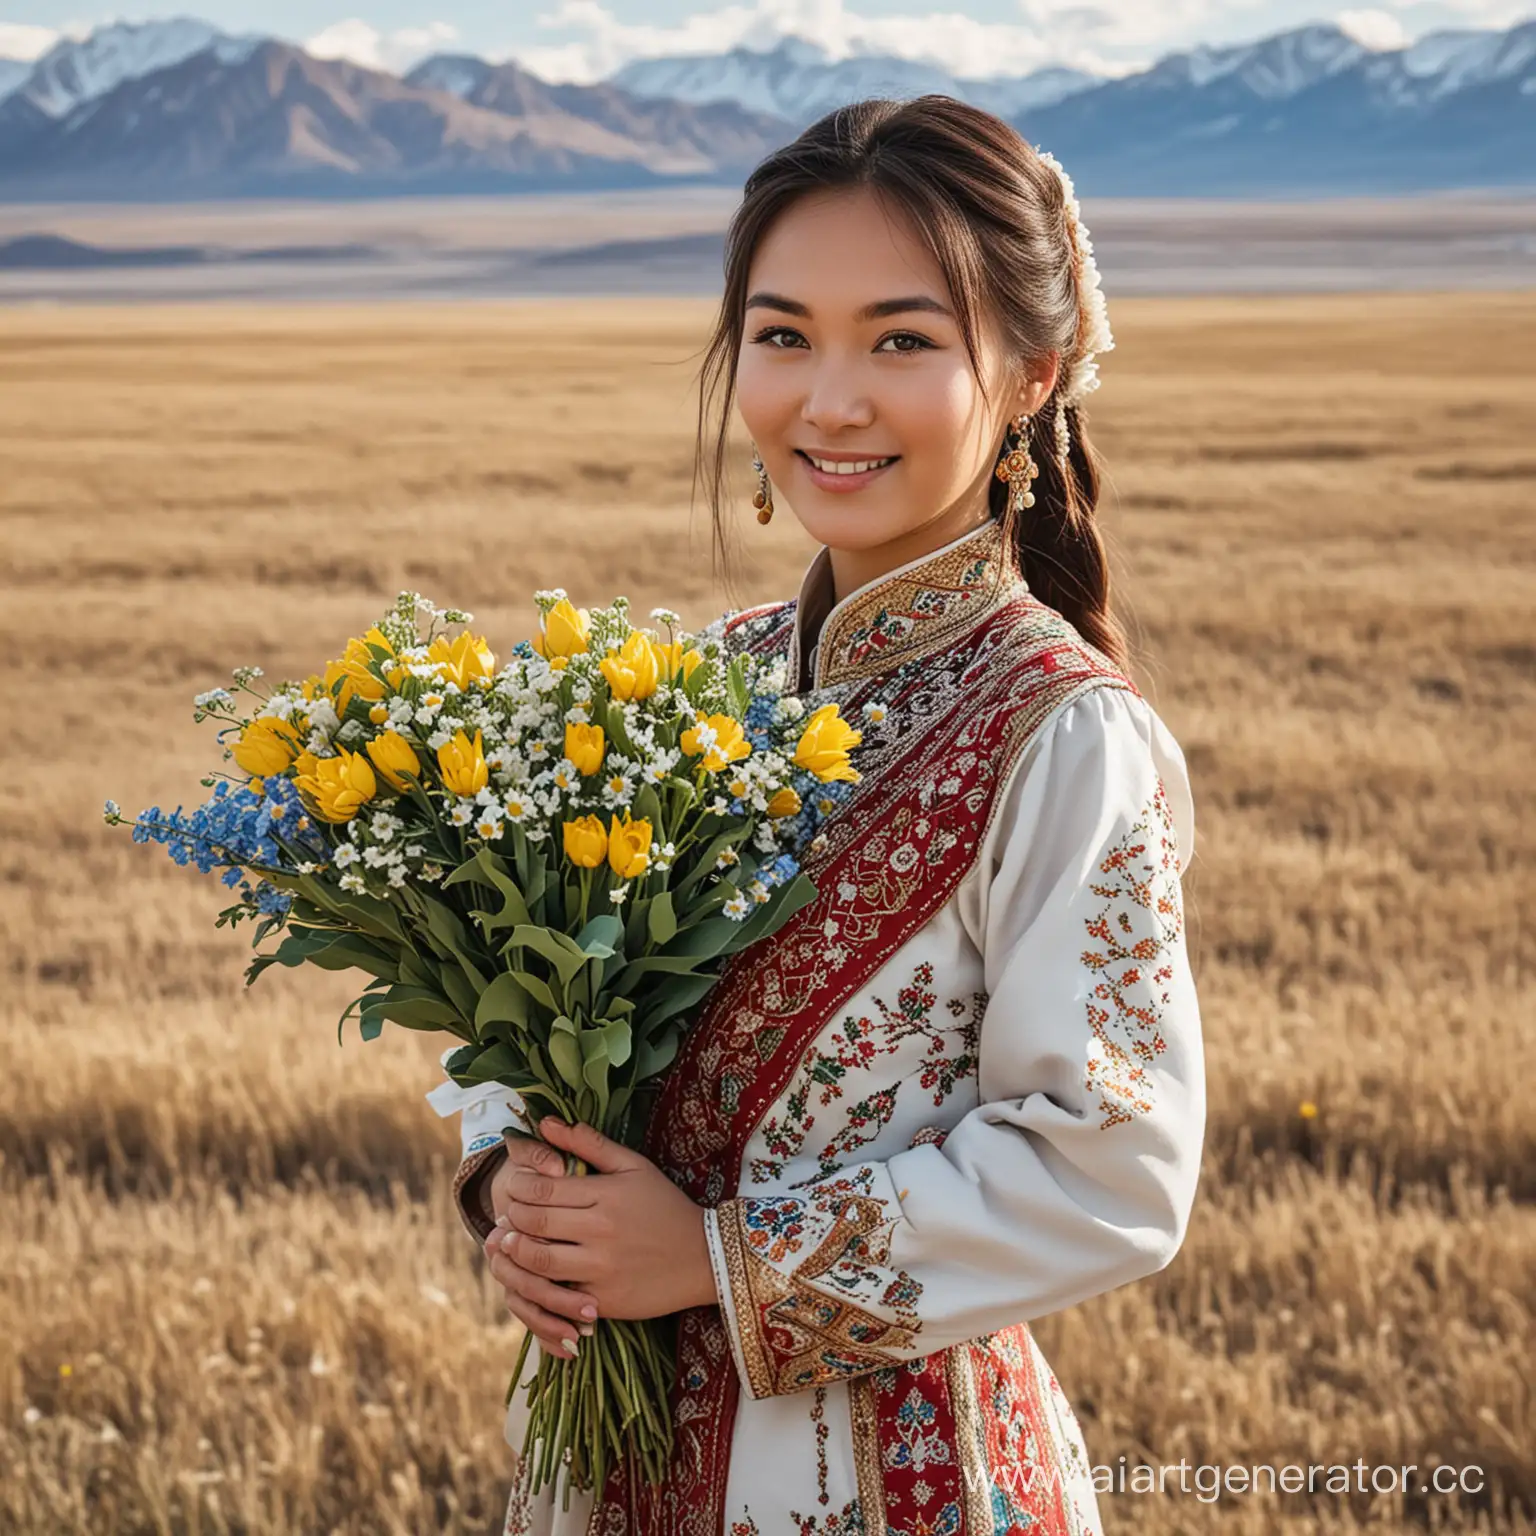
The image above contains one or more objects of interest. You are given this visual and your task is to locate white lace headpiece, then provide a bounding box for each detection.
[1035,147,1114,467]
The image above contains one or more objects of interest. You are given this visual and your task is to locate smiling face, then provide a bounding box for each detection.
[733,184,1050,585]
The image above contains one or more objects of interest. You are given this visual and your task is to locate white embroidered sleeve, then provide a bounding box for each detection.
[704,687,1206,1399]
[427,1046,534,1245]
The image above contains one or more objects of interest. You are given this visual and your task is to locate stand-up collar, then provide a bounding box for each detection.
[787,515,1027,692]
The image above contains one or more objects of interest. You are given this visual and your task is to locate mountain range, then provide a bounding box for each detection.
[0,17,1531,199]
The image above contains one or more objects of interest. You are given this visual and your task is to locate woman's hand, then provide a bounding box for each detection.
[482,1134,602,1361]
[491,1118,719,1338]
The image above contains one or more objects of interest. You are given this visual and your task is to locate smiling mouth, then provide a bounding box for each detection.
[795,450,900,475]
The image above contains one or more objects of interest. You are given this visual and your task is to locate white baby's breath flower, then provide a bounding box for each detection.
[600,773,634,809]
[426,727,453,751]
[653,840,677,871]
[386,864,409,888]
[339,871,368,894]
[527,738,550,761]
[649,607,680,626]
[449,801,476,826]
[333,844,359,869]
[609,884,631,905]
[370,811,401,842]
[774,697,805,722]
[564,705,590,725]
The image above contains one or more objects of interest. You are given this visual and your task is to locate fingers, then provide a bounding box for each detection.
[506,1165,599,1210]
[485,1244,595,1360]
[503,1131,567,1175]
[495,1227,585,1284]
[490,1135,566,1223]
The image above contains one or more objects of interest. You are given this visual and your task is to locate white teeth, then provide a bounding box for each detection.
[806,455,894,476]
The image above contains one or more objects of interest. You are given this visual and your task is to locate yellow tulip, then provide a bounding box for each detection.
[767,787,801,818]
[607,812,653,880]
[599,632,661,701]
[794,704,863,784]
[654,640,704,682]
[429,631,497,691]
[533,597,590,660]
[232,716,301,778]
[437,727,489,798]
[366,730,422,793]
[294,746,377,823]
[325,627,395,711]
[680,712,751,774]
[563,815,608,868]
[565,722,606,775]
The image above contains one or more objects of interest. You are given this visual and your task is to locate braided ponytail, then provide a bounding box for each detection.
[995,399,1127,669]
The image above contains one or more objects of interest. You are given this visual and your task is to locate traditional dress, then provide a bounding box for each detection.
[428,513,1206,1536]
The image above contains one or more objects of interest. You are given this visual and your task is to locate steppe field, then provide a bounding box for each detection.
[1,290,1532,1535]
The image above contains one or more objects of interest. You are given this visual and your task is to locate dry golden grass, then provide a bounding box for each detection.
[1,291,1532,1534]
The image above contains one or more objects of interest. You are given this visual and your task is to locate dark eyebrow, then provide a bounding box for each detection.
[744,292,954,322]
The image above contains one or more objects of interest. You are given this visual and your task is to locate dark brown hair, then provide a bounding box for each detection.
[692,93,1127,668]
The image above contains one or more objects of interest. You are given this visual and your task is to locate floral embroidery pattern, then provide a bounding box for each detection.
[751,962,986,1185]
[716,1167,926,1395]
[840,557,991,673]
[1081,778,1183,1129]
[812,1386,832,1505]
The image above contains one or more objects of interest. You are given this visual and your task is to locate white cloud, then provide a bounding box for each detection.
[305,17,460,73]
[0,23,64,61]
[514,0,1217,81]
[1337,8,1410,48]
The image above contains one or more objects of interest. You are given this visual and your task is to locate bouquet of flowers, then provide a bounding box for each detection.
[104,588,864,1507]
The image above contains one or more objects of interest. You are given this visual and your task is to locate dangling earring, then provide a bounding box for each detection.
[750,441,773,525]
[994,411,1039,516]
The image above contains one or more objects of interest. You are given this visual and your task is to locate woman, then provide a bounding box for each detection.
[430,95,1205,1536]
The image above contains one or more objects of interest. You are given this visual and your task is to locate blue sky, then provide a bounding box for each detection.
[3,0,1529,80]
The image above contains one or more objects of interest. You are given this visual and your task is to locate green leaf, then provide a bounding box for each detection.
[597,1016,632,1069]
[548,1030,586,1092]
[295,874,406,943]
[493,959,558,1013]
[724,872,818,953]
[674,822,755,898]
[634,1030,683,1080]
[456,1041,520,1083]
[438,963,482,1025]
[445,847,534,933]
[475,971,534,1031]
[361,985,461,1033]
[574,914,624,958]
[647,890,678,946]
[416,895,491,990]
[508,924,592,987]
[303,934,400,983]
[636,971,717,1032]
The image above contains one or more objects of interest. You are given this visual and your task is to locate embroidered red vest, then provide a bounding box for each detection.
[589,521,1137,1536]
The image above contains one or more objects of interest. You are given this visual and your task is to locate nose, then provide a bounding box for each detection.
[799,355,875,436]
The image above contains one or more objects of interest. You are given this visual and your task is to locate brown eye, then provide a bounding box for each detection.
[877,332,933,354]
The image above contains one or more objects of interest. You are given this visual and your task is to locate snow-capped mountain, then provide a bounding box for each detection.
[0,59,30,103]
[1015,19,1535,194]
[2,18,259,119]
[609,35,1099,125]
[0,16,1531,199]
[1143,23,1367,97]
